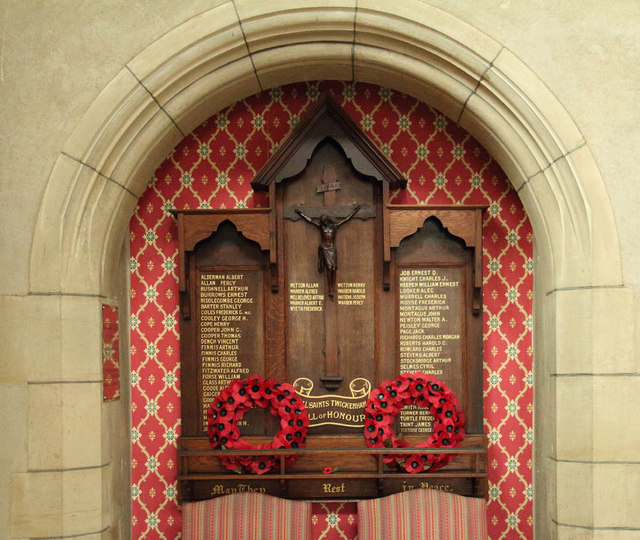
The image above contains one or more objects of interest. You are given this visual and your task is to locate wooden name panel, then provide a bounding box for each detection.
[393,216,483,433]
[178,220,270,436]
[398,266,464,432]
[199,269,264,431]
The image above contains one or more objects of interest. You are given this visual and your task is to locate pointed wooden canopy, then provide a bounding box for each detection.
[250,95,407,191]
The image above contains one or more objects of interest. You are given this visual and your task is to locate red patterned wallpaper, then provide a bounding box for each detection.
[129,81,533,539]
[311,503,359,540]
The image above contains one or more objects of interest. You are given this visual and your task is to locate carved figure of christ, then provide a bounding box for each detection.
[294,205,360,298]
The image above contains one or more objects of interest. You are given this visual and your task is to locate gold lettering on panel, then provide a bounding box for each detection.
[336,282,367,306]
[200,272,254,428]
[288,282,324,311]
[398,268,462,432]
[293,377,371,427]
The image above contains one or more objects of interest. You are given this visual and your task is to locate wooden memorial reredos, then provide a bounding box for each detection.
[176,97,487,502]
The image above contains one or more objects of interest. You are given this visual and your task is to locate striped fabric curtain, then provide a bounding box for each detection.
[357,489,488,540]
[182,492,312,540]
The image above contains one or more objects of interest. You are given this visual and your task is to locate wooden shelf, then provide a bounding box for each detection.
[178,437,488,502]
[178,470,488,480]
[179,446,487,457]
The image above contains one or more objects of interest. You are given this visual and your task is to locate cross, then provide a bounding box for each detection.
[293,166,360,391]
[316,165,341,203]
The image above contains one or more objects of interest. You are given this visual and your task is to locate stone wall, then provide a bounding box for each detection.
[1,2,638,538]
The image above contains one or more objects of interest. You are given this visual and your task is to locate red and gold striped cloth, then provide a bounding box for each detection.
[182,492,312,539]
[358,489,487,540]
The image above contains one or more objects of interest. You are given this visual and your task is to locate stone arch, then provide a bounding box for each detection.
[25,1,625,538]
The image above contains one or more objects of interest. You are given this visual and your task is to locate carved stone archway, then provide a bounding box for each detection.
[21,2,629,538]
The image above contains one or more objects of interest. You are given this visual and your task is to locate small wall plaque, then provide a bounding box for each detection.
[102,304,120,401]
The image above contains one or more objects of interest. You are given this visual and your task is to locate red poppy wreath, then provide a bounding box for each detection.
[207,374,310,475]
[364,373,465,473]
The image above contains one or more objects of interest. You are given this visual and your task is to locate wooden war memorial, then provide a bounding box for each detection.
[176,97,487,502]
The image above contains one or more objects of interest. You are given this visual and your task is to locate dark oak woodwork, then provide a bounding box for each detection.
[173,209,271,319]
[388,205,485,313]
[251,97,406,192]
[177,435,487,502]
[392,217,483,433]
[179,221,270,437]
[176,96,487,502]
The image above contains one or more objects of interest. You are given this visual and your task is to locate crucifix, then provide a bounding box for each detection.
[294,205,360,297]
[294,165,362,390]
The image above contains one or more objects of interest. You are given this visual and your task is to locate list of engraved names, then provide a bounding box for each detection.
[398,268,462,432]
[289,282,323,312]
[200,272,255,428]
[337,282,366,306]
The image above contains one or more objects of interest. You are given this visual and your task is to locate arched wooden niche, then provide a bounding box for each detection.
[175,96,487,502]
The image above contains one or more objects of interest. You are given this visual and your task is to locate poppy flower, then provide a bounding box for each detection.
[272,433,288,449]
[405,455,425,473]
[272,423,299,448]
[295,407,310,426]
[261,377,276,394]
[281,424,298,441]
[364,417,378,441]
[245,375,264,398]
[218,423,239,446]
[279,382,296,395]
[277,402,293,419]
[383,438,409,464]
[386,399,402,416]
[433,430,454,447]
[225,402,248,422]
[221,456,242,472]
[364,403,380,419]
[424,393,441,409]
[438,416,456,433]
[413,393,431,409]
[409,380,427,400]
[208,430,221,447]
[322,466,335,474]
[375,422,394,442]
[427,454,450,473]
[394,389,410,402]
[394,376,411,398]
[231,440,253,467]
[379,379,395,393]
[239,455,253,468]
[382,454,398,465]
[250,456,273,475]
[280,416,296,430]
[229,379,250,401]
